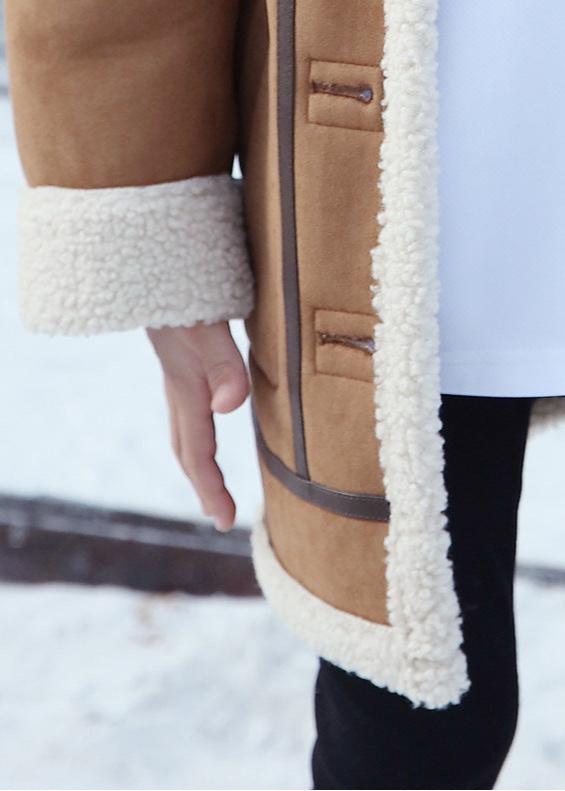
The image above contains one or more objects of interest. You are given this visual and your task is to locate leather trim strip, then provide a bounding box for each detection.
[277,0,309,478]
[252,404,391,523]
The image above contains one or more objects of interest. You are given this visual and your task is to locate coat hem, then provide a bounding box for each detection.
[251,506,469,709]
[18,173,255,336]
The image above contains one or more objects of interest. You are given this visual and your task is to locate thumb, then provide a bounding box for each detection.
[196,324,249,414]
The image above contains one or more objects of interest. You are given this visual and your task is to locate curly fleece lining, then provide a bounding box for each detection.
[18,173,255,335]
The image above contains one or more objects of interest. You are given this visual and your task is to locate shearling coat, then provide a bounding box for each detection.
[5,0,564,709]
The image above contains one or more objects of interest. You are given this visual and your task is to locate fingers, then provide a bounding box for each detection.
[170,374,236,531]
[164,379,181,459]
[146,322,248,531]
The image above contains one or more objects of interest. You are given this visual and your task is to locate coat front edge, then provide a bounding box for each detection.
[251,0,470,710]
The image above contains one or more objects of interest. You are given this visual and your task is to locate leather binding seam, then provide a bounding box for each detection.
[252,403,391,523]
[317,331,376,355]
[310,80,374,104]
[277,0,309,478]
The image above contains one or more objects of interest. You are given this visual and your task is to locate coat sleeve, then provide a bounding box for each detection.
[4,0,254,335]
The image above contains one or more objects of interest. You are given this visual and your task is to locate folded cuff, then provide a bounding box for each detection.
[18,173,255,335]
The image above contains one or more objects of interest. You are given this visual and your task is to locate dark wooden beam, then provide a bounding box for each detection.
[516,563,565,587]
[0,495,260,596]
[0,494,563,595]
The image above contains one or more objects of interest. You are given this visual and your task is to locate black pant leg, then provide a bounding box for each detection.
[311,394,535,791]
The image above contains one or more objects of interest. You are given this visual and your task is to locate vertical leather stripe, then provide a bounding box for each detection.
[277,0,309,478]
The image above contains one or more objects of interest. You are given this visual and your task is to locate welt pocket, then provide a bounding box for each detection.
[314,308,376,383]
[307,59,383,133]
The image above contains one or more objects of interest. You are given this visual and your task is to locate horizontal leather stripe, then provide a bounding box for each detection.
[252,406,390,523]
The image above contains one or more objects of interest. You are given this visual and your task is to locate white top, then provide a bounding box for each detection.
[437,0,565,397]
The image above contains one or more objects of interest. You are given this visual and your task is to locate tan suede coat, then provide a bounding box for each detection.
[5,0,564,708]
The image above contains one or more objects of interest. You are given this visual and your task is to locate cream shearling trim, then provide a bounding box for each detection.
[252,509,464,709]
[250,0,469,709]
[368,0,469,706]
[18,174,254,335]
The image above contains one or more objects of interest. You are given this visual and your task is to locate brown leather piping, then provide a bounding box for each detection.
[317,331,376,355]
[277,0,309,478]
[252,403,391,523]
[310,80,374,104]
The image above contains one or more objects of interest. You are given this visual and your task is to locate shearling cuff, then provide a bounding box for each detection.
[18,173,255,335]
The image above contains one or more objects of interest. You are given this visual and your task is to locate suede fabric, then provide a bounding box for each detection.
[237,0,389,624]
[237,0,297,473]
[295,0,386,496]
[5,0,240,187]
[259,454,390,625]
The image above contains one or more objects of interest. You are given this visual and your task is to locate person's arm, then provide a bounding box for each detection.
[4,1,254,529]
[4,0,253,334]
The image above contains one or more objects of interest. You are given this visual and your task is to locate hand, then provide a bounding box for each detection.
[146,322,249,532]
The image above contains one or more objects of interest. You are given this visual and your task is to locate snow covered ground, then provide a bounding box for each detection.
[0,584,317,791]
[0,580,563,790]
[0,93,564,790]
